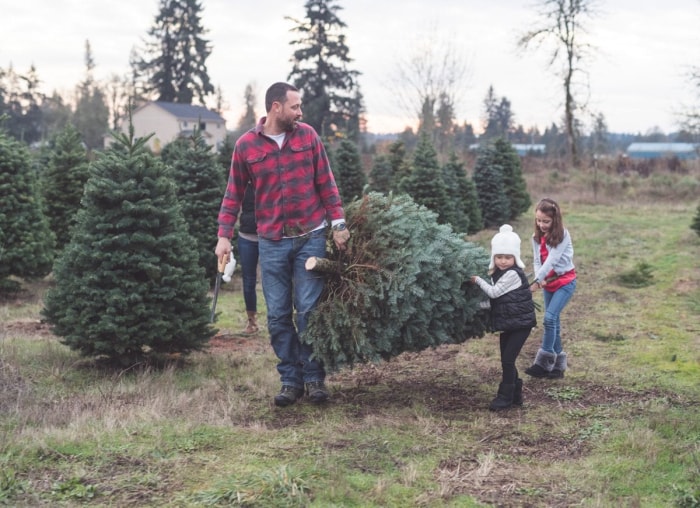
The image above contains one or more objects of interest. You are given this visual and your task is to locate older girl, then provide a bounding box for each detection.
[525,198,577,379]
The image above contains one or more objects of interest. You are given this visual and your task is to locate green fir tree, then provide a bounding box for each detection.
[161,131,226,281]
[441,152,472,234]
[287,0,364,142]
[388,140,411,189]
[368,153,393,194]
[491,137,531,221]
[332,138,366,203]
[42,127,214,365]
[303,192,490,370]
[41,124,90,252]
[472,144,510,229]
[0,131,54,292]
[398,132,453,224]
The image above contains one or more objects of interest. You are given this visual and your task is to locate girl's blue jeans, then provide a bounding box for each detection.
[237,236,259,313]
[541,279,577,354]
[259,228,327,389]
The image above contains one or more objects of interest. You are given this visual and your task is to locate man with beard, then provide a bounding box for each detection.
[215,82,350,407]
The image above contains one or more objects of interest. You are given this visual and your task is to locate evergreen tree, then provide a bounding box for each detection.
[0,65,44,144]
[491,137,531,221]
[42,127,214,365]
[464,171,483,235]
[692,202,700,237]
[287,0,364,142]
[73,40,110,151]
[387,139,411,189]
[161,130,226,281]
[441,152,473,234]
[472,144,510,229]
[217,134,236,175]
[368,154,393,194]
[398,132,453,225]
[41,124,90,252]
[331,138,366,203]
[0,131,54,292]
[133,0,215,104]
[481,85,514,142]
[228,83,258,142]
[304,192,490,371]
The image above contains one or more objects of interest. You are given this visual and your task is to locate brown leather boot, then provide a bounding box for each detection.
[242,311,258,335]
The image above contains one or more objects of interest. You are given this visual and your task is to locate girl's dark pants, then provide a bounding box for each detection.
[500,328,531,384]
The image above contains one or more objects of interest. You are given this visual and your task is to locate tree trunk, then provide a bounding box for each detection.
[305,256,343,274]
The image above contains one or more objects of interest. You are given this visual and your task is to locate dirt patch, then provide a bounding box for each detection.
[207,330,269,355]
[1,319,54,337]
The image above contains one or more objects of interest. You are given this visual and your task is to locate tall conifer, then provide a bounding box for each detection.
[332,139,366,203]
[287,0,363,142]
[472,144,510,229]
[42,128,214,364]
[398,132,453,224]
[161,131,226,281]
[491,137,531,221]
[0,131,54,292]
[42,124,90,252]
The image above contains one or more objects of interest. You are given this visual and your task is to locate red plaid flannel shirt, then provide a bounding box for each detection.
[217,118,345,240]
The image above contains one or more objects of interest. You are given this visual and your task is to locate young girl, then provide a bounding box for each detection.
[472,224,536,411]
[525,198,577,379]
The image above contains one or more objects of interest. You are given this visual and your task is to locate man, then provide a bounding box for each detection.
[215,82,350,407]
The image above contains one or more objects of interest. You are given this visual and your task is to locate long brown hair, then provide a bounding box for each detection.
[534,198,565,247]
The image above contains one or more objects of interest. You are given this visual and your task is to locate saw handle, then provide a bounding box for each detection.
[218,254,228,274]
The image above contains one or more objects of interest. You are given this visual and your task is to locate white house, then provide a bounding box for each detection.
[114,101,227,153]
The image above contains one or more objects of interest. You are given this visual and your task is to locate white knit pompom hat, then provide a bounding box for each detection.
[489,224,525,270]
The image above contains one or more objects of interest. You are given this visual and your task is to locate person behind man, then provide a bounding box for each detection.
[237,181,259,335]
[215,82,350,407]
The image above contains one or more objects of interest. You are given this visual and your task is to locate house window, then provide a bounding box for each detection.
[182,121,188,128]
[199,122,206,131]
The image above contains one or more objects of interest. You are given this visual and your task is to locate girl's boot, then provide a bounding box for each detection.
[548,352,567,379]
[513,378,523,406]
[525,349,557,378]
[242,311,259,335]
[489,383,515,411]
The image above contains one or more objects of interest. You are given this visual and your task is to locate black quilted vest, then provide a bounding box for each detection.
[490,266,537,332]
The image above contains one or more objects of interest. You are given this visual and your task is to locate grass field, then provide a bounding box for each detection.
[1,168,699,507]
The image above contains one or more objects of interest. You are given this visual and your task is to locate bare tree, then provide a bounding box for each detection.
[390,29,470,146]
[680,67,700,138]
[518,0,597,168]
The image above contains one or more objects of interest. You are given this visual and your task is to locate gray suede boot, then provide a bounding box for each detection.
[525,349,557,378]
[548,352,568,379]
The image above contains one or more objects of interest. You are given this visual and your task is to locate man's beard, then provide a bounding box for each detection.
[279,116,297,133]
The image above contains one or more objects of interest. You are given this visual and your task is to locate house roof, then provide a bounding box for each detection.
[151,101,224,122]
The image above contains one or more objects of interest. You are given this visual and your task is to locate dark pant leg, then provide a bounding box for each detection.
[500,328,531,384]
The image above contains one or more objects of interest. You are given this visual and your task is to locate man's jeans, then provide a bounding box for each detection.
[237,236,259,313]
[541,279,577,354]
[259,228,327,389]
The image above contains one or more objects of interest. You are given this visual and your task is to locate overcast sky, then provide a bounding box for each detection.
[3,0,699,135]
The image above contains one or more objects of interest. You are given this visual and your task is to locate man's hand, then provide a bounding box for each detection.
[332,228,350,251]
[215,237,232,266]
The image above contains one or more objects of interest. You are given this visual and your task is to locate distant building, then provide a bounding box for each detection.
[469,143,546,156]
[626,142,698,160]
[512,144,546,156]
[111,101,227,153]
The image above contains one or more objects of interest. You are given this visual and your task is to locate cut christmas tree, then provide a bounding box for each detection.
[303,192,491,371]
